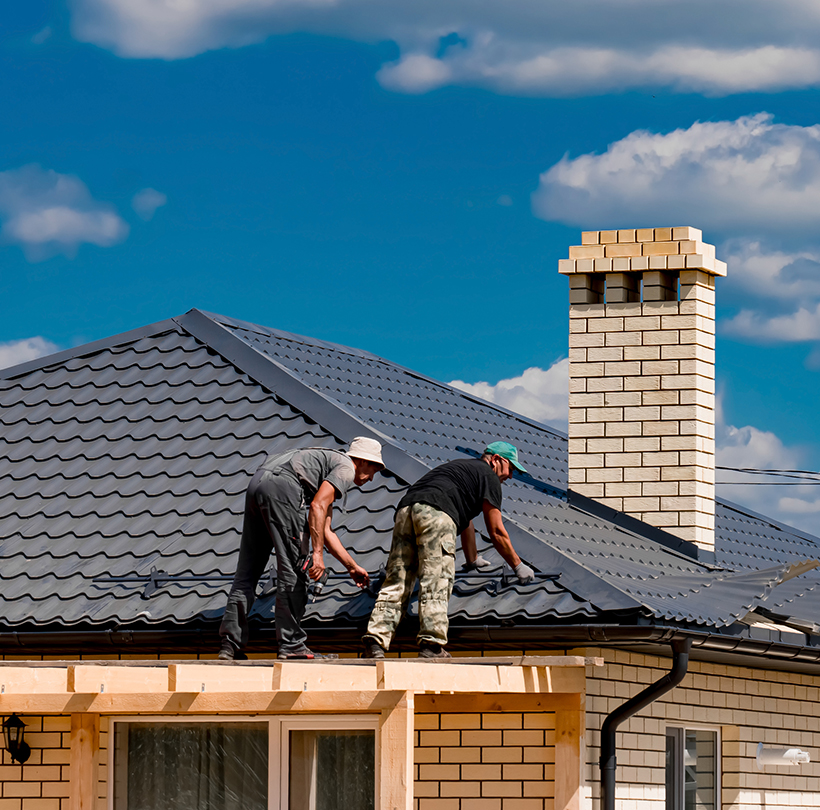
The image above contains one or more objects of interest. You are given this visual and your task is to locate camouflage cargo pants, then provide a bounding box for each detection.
[364,502,456,649]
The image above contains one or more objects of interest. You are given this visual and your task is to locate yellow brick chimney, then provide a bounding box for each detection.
[559,227,727,553]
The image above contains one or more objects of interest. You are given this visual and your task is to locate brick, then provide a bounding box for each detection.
[569,245,605,259]
[586,408,623,423]
[415,747,440,763]
[623,375,661,391]
[642,451,680,466]
[603,391,641,407]
[604,361,641,376]
[624,466,660,482]
[605,243,642,259]
[482,714,523,730]
[605,421,642,437]
[568,332,605,348]
[21,802,59,810]
[576,258,594,273]
[41,718,70,733]
[482,781,523,797]
[2,786,40,799]
[641,360,679,375]
[414,781,439,797]
[604,331,642,346]
[581,231,599,245]
[586,467,624,483]
[587,377,624,392]
[605,482,642,498]
[624,316,661,331]
[586,438,623,453]
[672,226,702,241]
[642,481,679,496]
[482,747,524,763]
[502,730,544,746]
[415,715,440,730]
[623,496,661,512]
[440,781,481,797]
[618,229,636,242]
[567,347,587,363]
[22,766,61,782]
[462,730,503,746]
[418,800,460,810]
[419,764,460,781]
[623,405,660,421]
[600,230,618,243]
[420,730,460,747]
[623,437,659,452]
[571,363,605,377]
[624,345,660,361]
[440,747,481,765]
[642,330,679,345]
[568,422,605,437]
[642,240,679,256]
[462,763,503,780]
[642,390,679,406]
[587,318,625,333]
[587,347,624,362]
[605,452,642,467]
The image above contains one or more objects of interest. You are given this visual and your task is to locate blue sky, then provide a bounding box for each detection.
[2,1,819,532]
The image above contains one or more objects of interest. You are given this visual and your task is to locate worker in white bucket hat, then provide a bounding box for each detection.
[219,437,384,660]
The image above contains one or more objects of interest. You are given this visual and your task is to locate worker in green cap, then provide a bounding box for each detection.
[362,441,535,659]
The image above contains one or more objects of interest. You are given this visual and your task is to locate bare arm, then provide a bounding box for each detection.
[481,501,521,569]
[308,481,369,587]
[460,521,478,564]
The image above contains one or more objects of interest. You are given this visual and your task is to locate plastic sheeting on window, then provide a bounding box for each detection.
[113,722,268,810]
[289,730,375,810]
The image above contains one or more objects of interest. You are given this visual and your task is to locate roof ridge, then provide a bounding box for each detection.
[717,496,820,546]
[204,309,568,440]
[0,319,184,382]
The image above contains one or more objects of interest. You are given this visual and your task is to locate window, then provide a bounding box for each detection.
[111,716,378,810]
[665,727,719,810]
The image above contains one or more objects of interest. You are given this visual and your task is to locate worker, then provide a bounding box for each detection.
[362,441,535,659]
[219,437,384,660]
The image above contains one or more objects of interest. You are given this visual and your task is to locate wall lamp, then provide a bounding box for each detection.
[3,714,31,765]
[756,743,810,769]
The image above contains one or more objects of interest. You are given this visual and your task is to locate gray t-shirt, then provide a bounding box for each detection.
[261,448,355,502]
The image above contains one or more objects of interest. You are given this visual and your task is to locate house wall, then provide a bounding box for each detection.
[583,647,820,810]
[3,648,820,810]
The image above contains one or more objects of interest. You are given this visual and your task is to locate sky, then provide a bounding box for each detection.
[2,0,819,534]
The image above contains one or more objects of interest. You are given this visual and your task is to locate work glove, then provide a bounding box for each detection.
[514,561,535,584]
[463,555,492,571]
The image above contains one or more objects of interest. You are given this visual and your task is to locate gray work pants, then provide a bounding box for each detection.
[219,468,310,654]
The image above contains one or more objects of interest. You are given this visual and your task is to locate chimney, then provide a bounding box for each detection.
[559,227,727,554]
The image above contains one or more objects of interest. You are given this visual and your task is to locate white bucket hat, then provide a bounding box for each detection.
[346,437,384,468]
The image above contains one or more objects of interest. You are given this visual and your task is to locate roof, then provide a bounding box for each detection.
[0,308,817,651]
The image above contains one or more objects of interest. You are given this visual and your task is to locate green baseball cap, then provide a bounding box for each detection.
[485,441,526,473]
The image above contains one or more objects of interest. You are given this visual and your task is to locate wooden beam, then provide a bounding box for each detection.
[68,713,99,810]
[415,692,579,714]
[273,662,377,691]
[0,667,67,692]
[379,691,413,810]
[555,693,584,810]
[168,664,275,693]
[0,690,410,715]
[69,665,167,694]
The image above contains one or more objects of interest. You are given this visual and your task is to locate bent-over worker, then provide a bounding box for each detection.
[362,441,535,659]
[219,437,384,660]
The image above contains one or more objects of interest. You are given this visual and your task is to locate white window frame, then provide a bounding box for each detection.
[665,723,721,810]
[108,714,381,810]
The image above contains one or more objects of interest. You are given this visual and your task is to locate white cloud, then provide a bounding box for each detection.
[496,195,513,207]
[66,0,820,96]
[0,165,129,261]
[716,400,820,535]
[131,187,167,221]
[532,114,820,238]
[31,26,52,45]
[0,337,60,370]
[723,303,820,342]
[449,358,569,429]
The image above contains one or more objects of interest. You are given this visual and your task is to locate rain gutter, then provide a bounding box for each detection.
[600,638,691,810]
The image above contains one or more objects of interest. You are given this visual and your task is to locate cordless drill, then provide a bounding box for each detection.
[298,553,329,602]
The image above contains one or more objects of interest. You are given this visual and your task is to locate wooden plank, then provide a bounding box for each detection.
[378,661,504,692]
[379,691,413,810]
[168,664,275,693]
[0,667,68,693]
[273,662,377,691]
[0,690,407,715]
[69,665,167,694]
[415,693,577,714]
[68,713,99,810]
[555,693,584,810]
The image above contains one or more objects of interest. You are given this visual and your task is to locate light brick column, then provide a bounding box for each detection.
[559,226,727,552]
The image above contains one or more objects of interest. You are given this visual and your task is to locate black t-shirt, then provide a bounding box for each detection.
[397,458,503,534]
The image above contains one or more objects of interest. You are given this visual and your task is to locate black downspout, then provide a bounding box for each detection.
[600,638,691,810]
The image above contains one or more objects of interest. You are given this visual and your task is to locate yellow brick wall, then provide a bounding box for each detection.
[3,648,820,810]
[583,647,820,810]
[413,709,555,810]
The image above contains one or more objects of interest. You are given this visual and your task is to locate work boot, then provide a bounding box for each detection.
[218,639,247,661]
[362,638,386,659]
[278,647,339,660]
[418,641,451,659]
